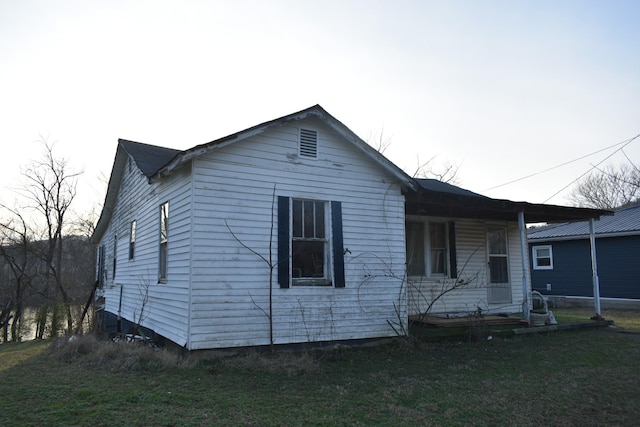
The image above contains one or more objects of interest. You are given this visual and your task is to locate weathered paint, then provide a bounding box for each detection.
[99,155,193,347]
[187,118,407,349]
[98,116,408,350]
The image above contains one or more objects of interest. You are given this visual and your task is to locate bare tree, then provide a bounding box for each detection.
[412,154,461,184]
[569,163,640,209]
[19,139,83,334]
[0,207,36,341]
[367,128,392,154]
[366,130,461,184]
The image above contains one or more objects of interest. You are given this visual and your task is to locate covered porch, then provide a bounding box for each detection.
[404,179,611,323]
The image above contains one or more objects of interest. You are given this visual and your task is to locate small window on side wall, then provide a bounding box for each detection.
[159,202,169,282]
[129,220,136,260]
[532,245,553,270]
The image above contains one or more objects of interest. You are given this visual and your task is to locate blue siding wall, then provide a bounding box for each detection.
[530,235,640,299]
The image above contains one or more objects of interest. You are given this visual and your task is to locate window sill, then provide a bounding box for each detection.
[292,280,332,287]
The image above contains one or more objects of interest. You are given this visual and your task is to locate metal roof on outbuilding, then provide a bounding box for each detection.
[528,204,640,240]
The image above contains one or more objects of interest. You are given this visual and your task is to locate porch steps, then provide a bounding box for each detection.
[409,314,522,328]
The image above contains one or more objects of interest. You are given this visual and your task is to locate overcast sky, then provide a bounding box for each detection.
[1,0,639,214]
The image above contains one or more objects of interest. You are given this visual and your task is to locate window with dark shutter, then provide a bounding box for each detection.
[331,201,345,288]
[448,221,457,279]
[405,220,456,278]
[277,196,345,287]
[278,196,291,288]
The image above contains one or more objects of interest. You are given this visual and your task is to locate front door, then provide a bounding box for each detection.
[487,228,511,303]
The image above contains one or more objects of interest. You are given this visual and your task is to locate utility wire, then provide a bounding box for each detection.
[483,134,640,192]
[542,134,639,203]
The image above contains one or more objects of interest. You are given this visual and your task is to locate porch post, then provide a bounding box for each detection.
[518,211,530,323]
[589,218,602,318]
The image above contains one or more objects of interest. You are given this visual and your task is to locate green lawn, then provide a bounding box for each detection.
[1,309,639,426]
[552,307,640,332]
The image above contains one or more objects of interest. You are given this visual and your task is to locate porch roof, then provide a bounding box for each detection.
[405,179,612,223]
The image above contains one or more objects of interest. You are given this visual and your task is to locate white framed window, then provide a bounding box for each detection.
[291,199,329,285]
[158,202,169,282]
[129,220,136,260]
[532,245,553,270]
[406,220,452,278]
[277,197,345,289]
[429,222,447,276]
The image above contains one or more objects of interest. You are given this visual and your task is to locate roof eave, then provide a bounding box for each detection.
[91,146,128,243]
[405,188,612,223]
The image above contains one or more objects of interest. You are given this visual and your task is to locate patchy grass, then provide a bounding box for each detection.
[0,339,49,373]
[552,307,640,332]
[0,312,639,426]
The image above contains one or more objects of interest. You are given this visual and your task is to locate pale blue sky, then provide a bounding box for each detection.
[1,0,639,212]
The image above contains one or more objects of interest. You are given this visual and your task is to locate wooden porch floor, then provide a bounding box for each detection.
[409,314,523,328]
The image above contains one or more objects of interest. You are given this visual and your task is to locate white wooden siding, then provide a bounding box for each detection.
[100,157,193,346]
[408,219,526,316]
[188,117,407,349]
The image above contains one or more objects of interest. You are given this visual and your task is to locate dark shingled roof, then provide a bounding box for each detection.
[407,178,611,223]
[119,139,182,178]
[415,178,489,199]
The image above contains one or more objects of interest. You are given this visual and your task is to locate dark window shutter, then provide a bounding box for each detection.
[331,201,345,288]
[277,196,290,288]
[448,221,457,279]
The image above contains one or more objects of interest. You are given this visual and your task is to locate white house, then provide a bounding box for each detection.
[92,105,607,350]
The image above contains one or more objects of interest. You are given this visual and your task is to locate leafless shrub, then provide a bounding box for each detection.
[46,334,193,371]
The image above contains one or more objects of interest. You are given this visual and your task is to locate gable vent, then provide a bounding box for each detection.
[299,128,318,158]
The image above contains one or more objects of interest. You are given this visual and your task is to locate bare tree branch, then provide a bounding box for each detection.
[569,163,640,209]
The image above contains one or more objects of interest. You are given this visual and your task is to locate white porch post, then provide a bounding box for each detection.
[589,218,602,318]
[518,211,530,322]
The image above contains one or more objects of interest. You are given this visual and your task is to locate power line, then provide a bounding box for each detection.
[542,134,640,203]
[483,134,640,192]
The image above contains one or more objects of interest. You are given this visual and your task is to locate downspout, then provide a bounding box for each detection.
[518,211,530,323]
[589,218,602,319]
